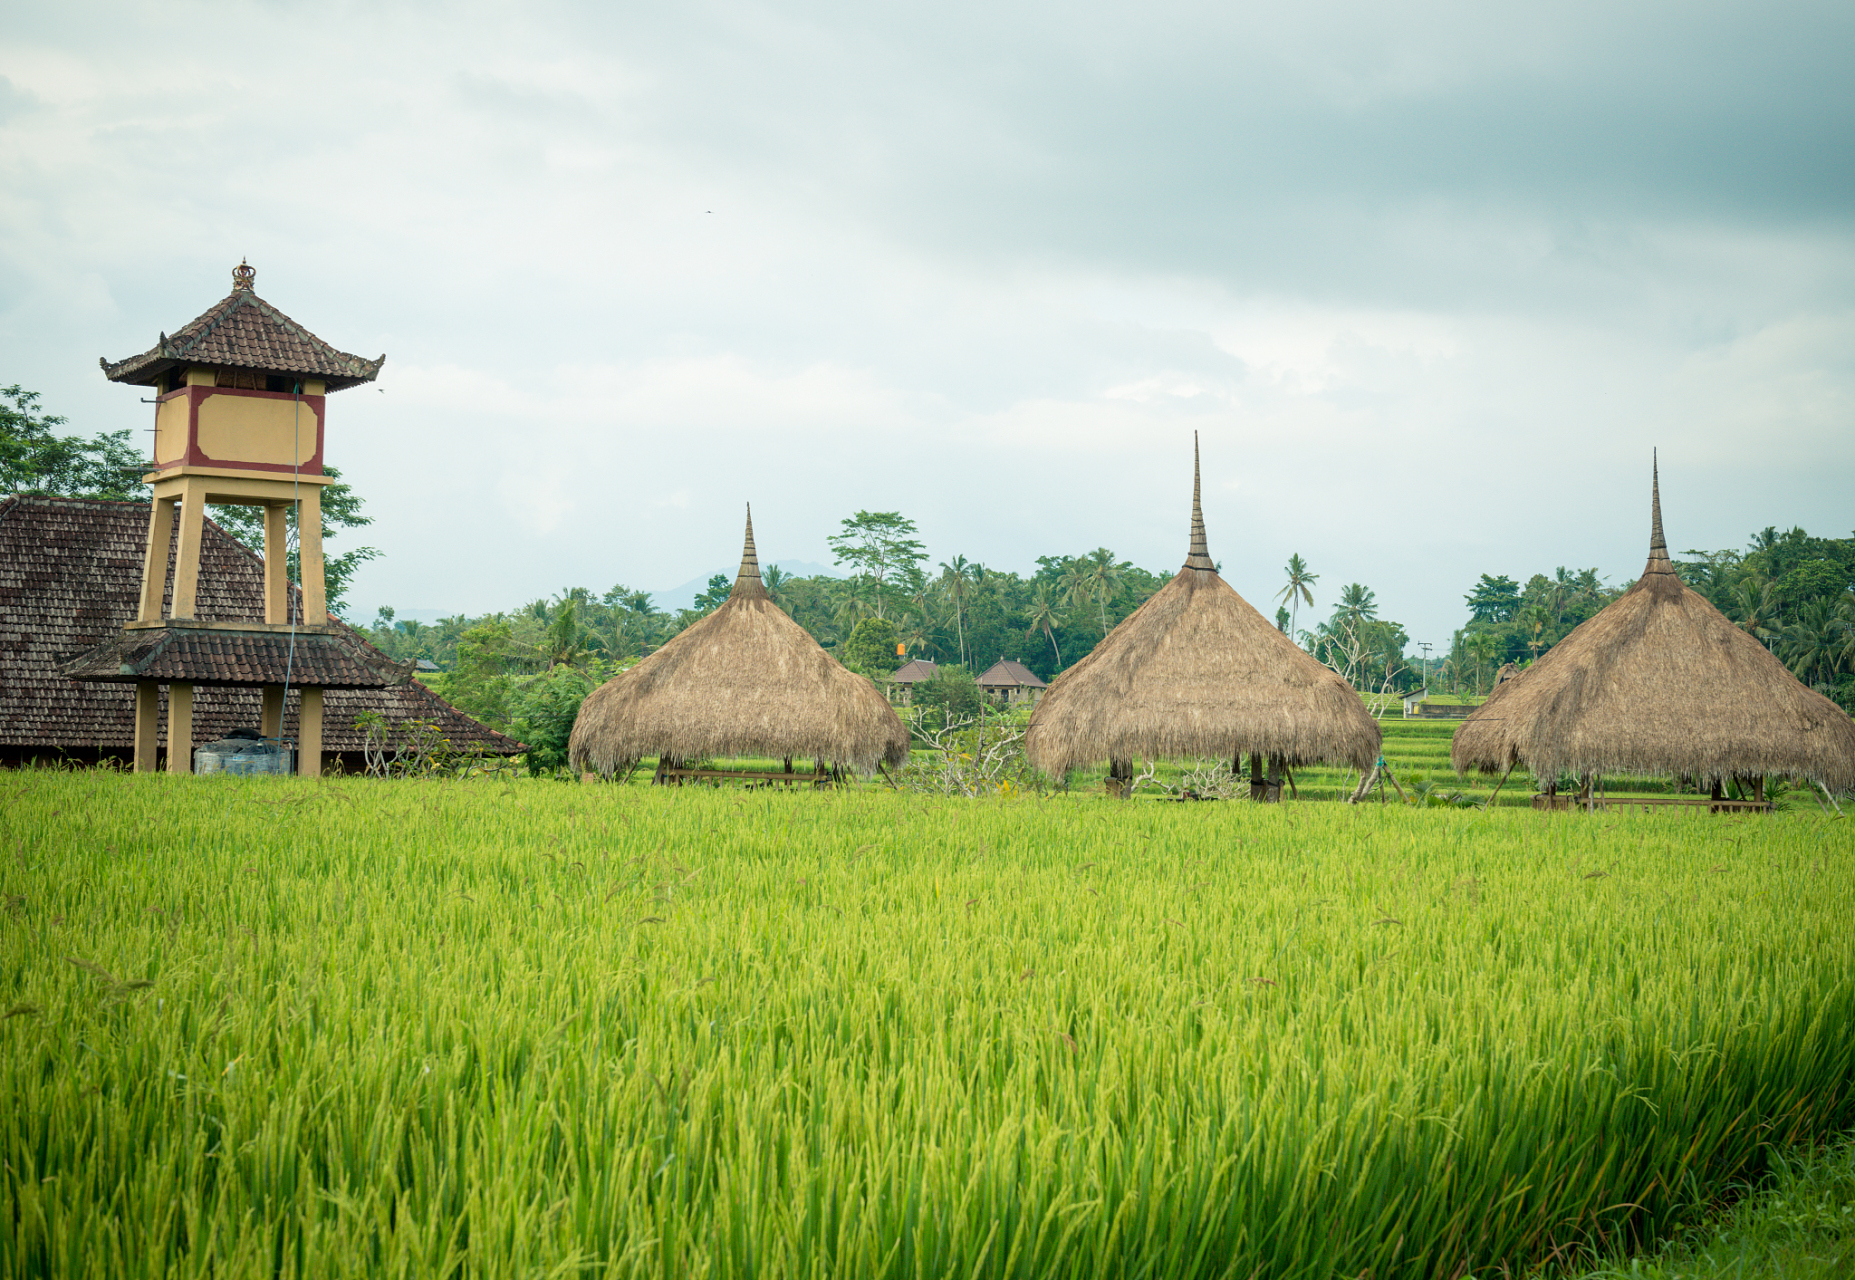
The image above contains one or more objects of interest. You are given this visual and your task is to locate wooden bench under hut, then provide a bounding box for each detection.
[567,507,909,787]
[1024,436,1380,799]
[1450,458,1855,813]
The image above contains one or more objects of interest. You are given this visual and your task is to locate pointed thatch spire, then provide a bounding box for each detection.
[1452,458,1855,792]
[1184,432,1214,571]
[1645,450,1675,576]
[733,503,766,598]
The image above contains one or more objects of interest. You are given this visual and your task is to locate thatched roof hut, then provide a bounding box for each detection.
[1024,440,1381,779]
[1451,462,1855,792]
[568,507,909,777]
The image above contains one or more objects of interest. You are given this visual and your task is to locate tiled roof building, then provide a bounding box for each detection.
[885,657,938,705]
[0,495,521,769]
[976,657,1048,706]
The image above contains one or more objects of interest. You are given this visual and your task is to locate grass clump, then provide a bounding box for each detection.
[1576,1131,1855,1278]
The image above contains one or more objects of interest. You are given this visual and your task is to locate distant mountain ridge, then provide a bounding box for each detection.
[650,560,838,611]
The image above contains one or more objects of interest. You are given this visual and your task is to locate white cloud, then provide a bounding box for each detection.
[2,0,1851,641]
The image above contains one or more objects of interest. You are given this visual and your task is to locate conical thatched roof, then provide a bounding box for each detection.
[1451,460,1855,791]
[1024,439,1381,777]
[569,507,909,776]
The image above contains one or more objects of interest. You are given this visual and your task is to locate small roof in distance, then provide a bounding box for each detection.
[100,261,385,392]
[889,658,939,683]
[976,658,1048,689]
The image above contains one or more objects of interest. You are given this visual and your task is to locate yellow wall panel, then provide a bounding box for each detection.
[194,393,319,467]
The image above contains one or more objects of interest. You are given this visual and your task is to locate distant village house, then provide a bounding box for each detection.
[976,658,1047,707]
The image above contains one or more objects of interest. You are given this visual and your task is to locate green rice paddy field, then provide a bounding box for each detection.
[2,772,1852,1279]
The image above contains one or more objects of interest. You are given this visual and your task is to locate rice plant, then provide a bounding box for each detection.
[1,772,1850,1279]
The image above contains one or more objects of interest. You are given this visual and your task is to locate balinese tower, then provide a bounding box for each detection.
[64,262,406,774]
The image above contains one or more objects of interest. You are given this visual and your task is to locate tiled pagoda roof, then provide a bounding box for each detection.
[99,262,385,391]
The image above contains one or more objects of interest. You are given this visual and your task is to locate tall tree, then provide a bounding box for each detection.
[1024,582,1063,668]
[762,564,790,611]
[1059,559,1094,628]
[939,555,974,667]
[1464,574,1522,623]
[1517,602,1550,663]
[1465,631,1501,694]
[1336,582,1378,627]
[1,383,144,499]
[1275,553,1318,639]
[1083,548,1127,634]
[827,511,926,619]
[1728,575,1783,649]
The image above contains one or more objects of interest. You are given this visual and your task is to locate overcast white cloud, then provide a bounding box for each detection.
[3,0,1851,645]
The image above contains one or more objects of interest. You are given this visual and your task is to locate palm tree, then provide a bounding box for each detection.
[1517,602,1550,663]
[1548,567,1575,628]
[1464,631,1500,694]
[1336,583,1378,628]
[1084,548,1126,634]
[1728,574,1782,650]
[1025,582,1063,668]
[831,588,873,638]
[1275,554,1318,639]
[1441,655,1466,696]
[939,556,973,667]
[1780,600,1841,690]
[1059,559,1095,630]
[541,600,587,668]
[1835,589,1855,670]
[762,564,790,610]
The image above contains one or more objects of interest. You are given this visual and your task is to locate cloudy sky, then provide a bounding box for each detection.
[4,0,1851,645]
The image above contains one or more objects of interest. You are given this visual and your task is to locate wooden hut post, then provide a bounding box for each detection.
[1107,757,1133,799]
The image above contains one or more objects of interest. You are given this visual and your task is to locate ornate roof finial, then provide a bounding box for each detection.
[1184,431,1214,571]
[232,258,255,291]
[734,503,765,597]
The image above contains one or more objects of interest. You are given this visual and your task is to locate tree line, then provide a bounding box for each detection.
[1444,529,1855,713]
[9,380,1849,763]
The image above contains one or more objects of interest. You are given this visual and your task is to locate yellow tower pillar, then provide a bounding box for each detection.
[298,488,325,624]
[137,497,177,622]
[169,478,209,621]
[263,502,289,624]
[166,682,194,774]
[299,686,324,777]
[134,682,160,772]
